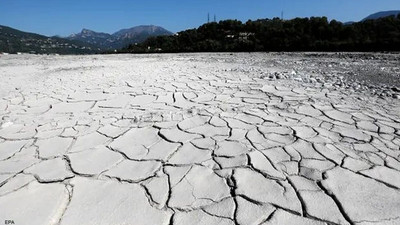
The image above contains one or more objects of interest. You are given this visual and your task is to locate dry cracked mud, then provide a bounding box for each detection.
[0,52,399,225]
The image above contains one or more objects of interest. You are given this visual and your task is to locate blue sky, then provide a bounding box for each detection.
[0,0,399,36]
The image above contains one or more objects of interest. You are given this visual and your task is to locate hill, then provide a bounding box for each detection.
[0,25,100,54]
[68,25,173,50]
[68,29,113,49]
[121,15,400,53]
[362,10,400,21]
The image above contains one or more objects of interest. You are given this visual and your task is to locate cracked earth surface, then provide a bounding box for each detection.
[0,53,399,225]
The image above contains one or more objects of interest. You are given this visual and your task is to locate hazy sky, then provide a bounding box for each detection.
[1,0,399,36]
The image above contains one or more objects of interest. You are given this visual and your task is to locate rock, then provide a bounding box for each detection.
[342,157,372,172]
[360,166,400,188]
[25,158,73,182]
[203,197,235,219]
[36,137,73,158]
[104,160,161,182]
[144,139,180,160]
[168,143,212,165]
[261,209,325,225]
[234,168,302,214]
[0,181,69,225]
[248,150,285,179]
[168,165,230,209]
[60,177,171,225]
[324,110,354,124]
[109,127,160,159]
[321,167,400,223]
[299,190,350,225]
[144,175,170,208]
[0,140,30,160]
[159,127,202,143]
[391,87,400,92]
[69,132,110,153]
[68,146,122,175]
[215,141,249,157]
[174,209,234,225]
[236,196,275,225]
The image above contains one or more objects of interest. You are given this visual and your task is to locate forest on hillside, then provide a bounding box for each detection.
[119,15,400,53]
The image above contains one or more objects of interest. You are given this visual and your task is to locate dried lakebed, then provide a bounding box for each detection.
[0,53,399,225]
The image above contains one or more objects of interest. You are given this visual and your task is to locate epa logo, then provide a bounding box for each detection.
[4,220,14,224]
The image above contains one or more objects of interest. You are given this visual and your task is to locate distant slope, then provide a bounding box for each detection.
[362,10,400,21]
[121,16,400,53]
[68,29,113,49]
[67,25,173,49]
[113,25,172,39]
[0,25,99,54]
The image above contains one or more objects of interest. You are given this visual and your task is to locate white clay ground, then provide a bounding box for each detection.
[0,53,399,225]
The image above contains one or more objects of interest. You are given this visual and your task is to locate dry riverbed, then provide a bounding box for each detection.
[0,53,399,225]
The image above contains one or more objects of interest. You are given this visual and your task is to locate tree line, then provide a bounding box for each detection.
[118,15,400,53]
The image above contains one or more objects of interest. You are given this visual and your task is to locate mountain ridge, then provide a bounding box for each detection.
[67,25,173,49]
[362,10,400,21]
[1,10,399,54]
[0,24,99,54]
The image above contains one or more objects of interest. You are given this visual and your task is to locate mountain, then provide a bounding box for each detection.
[67,25,173,50]
[0,25,100,54]
[68,29,113,49]
[362,10,400,21]
[113,25,172,39]
[111,25,173,49]
[343,21,355,25]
